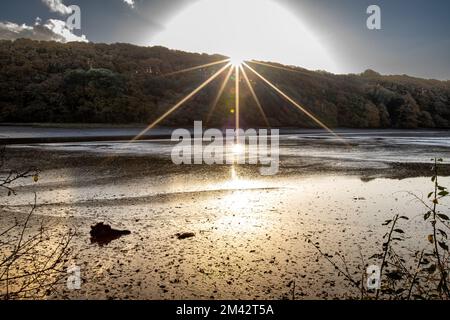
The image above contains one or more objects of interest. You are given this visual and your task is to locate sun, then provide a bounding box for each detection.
[230,56,245,67]
[151,0,339,73]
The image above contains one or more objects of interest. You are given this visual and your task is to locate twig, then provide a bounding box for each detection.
[407,250,424,300]
[376,214,399,299]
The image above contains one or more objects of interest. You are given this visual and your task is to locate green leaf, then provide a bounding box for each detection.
[438,214,449,221]
[438,191,449,197]
[427,192,434,198]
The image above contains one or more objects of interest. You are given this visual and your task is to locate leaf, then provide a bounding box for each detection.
[438,214,449,221]
[382,219,392,226]
[394,229,405,234]
[428,234,434,244]
[438,241,449,251]
[438,229,448,239]
[425,264,437,274]
[424,211,432,220]
[399,216,409,220]
[386,271,403,281]
[437,186,447,191]
[427,192,434,198]
[438,191,449,197]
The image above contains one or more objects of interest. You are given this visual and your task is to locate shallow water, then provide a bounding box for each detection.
[9,129,450,167]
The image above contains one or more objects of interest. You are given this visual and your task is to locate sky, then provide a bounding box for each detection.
[1,0,449,79]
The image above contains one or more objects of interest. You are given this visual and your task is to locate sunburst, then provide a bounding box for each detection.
[130,54,345,144]
[230,56,245,67]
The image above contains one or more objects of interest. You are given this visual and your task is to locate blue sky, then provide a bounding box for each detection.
[1,0,450,79]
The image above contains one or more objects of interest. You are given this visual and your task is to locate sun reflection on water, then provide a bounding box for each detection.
[214,166,264,232]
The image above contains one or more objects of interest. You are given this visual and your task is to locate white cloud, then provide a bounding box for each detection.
[123,0,135,8]
[44,19,88,42]
[0,19,88,43]
[41,0,72,15]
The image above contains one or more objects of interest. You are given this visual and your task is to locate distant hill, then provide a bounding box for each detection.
[1,39,449,128]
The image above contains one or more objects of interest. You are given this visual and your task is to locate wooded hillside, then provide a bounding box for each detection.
[1,39,449,128]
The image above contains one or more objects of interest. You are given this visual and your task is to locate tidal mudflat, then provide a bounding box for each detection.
[1,129,450,299]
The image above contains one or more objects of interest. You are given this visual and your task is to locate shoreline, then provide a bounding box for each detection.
[1,125,450,145]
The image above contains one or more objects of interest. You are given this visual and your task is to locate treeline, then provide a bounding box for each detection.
[1,39,450,128]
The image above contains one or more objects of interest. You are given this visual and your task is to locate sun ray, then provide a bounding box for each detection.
[235,65,240,137]
[206,65,234,125]
[240,65,270,128]
[243,62,345,142]
[161,58,230,77]
[131,63,231,142]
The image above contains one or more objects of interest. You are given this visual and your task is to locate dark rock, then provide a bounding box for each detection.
[90,222,131,246]
[175,232,195,240]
